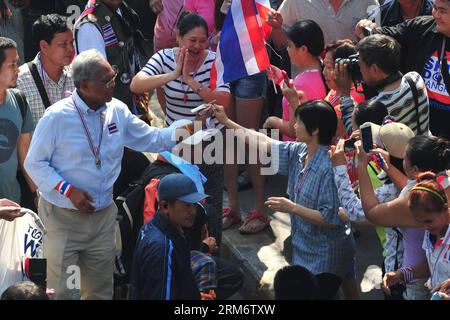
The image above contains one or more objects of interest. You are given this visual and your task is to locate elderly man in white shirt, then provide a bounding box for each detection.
[24,49,183,300]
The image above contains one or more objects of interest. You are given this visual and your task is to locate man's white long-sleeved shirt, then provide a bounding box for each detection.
[25,90,178,210]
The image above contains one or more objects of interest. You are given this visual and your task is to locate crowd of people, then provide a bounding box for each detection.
[1,0,450,301]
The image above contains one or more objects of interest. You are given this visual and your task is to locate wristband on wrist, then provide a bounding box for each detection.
[399,267,414,284]
[55,180,73,198]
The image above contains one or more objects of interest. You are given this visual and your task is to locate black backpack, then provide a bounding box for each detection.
[114,159,181,285]
[11,89,37,212]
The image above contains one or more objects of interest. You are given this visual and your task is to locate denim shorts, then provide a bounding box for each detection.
[230,71,267,100]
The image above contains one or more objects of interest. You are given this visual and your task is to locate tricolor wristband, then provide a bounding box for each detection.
[55,180,73,198]
[399,267,414,284]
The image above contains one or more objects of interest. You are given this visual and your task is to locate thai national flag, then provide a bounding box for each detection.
[255,0,272,41]
[210,0,271,90]
[108,122,118,134]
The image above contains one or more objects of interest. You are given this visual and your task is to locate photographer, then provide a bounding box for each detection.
[335,34,429,136]
[355,0,450,140]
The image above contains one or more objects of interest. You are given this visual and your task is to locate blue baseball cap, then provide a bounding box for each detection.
[158,173,209,203]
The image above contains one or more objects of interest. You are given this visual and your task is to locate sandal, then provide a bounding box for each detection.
[238,210,270,234]
[222,207,242,230]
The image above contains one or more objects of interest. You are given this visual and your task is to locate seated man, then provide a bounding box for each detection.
[129,173,208,300]
[185,203,244,300]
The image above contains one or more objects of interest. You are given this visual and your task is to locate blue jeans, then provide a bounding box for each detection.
[230,71,268,100]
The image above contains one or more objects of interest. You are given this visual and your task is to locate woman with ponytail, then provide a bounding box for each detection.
[381,171,450,300]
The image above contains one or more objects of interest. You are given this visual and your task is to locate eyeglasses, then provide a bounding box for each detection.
[95,71,117,88]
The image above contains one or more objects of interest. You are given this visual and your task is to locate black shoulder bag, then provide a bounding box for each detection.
[27,62,51,109]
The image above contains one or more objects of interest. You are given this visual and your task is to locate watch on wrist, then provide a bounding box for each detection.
[195,85,203,94]
[339,96,352,104]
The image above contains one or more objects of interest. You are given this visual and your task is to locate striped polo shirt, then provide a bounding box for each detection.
[142,48,230,125]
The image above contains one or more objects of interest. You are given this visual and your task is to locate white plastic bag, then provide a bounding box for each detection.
[0,209,46,295]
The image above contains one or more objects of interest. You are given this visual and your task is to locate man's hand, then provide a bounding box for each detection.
[355,19,377,40]
[334,62,352,97]
[149,0,163,14]
[68,187,95,213]
[0,198,23,221]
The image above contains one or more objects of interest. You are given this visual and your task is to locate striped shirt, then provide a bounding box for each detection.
[340,72,430,135]
[142,48,230,125]
[375,72,429,135]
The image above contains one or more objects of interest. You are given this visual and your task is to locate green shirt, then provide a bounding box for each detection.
[0,90,33,202]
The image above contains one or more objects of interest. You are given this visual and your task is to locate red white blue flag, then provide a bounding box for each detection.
[210,0,271,90]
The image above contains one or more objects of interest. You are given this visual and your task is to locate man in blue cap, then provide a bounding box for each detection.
[129,173,209,300]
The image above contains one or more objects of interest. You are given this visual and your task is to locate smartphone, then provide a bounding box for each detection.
[343,138,356,152]
[360,123,373,153]
[190,103,209,114]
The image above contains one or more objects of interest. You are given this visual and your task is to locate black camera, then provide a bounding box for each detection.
[334,53,363,82]
[27,258,47,291]
[343,138,356,152]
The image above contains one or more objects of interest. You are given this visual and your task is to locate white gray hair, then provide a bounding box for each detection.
[72,49,107,89]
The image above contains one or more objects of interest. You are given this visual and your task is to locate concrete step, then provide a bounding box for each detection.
[221,175,291,299]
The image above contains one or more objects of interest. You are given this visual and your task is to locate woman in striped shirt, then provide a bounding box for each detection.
[130,12,230,246]
[130,12,230,125]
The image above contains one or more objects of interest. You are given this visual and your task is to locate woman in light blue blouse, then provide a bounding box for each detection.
[211,99,355,299]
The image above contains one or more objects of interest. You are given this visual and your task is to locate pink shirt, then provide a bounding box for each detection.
[282,70,326,141]
[184,0,215,35]
[153,0,184,52]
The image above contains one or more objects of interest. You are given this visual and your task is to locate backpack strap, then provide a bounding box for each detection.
[27,61,51,109]
[10,89,27,122]
[404,74,422,135]
[392,227,403,270]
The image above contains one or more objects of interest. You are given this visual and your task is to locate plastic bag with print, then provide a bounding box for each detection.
[0,209,46,295]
